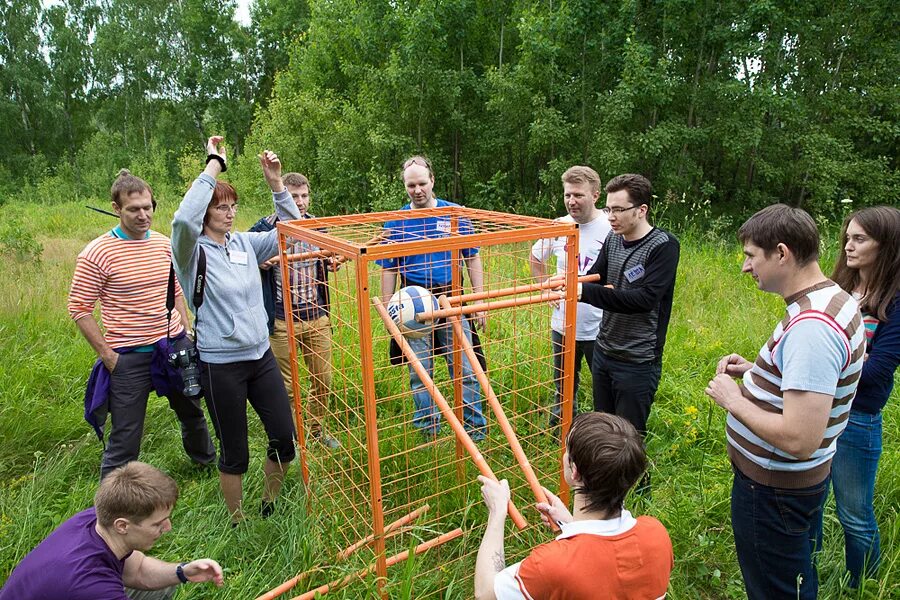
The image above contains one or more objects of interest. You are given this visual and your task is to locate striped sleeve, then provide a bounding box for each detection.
[68,243,108,322]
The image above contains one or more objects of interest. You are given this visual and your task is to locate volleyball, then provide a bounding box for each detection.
[388,285,439,339]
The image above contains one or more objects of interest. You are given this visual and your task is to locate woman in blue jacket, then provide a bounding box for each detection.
[830,205,900,586]
[172,136,300,524]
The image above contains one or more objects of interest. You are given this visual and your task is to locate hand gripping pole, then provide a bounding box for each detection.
[437,295,558,532]
[372,296,528,529]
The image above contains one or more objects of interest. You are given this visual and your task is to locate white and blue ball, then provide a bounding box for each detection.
[388,285,439,339]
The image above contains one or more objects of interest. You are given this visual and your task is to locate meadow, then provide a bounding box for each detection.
[0,196,897,599]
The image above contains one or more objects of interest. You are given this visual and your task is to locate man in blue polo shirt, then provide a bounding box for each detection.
[378,155,486,441]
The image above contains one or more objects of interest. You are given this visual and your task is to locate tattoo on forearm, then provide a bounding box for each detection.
[492,550,505,573]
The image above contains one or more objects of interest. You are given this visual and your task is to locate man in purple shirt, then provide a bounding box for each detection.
[0,462,223,599]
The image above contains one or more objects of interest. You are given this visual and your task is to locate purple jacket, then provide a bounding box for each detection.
[84,336,187,442]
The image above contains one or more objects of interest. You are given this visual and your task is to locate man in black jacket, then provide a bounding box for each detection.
[250,172,339,449]
[577,174,680,443]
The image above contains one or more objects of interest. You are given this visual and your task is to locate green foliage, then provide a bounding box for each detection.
[0,213,43,263]
[3,0,897,220]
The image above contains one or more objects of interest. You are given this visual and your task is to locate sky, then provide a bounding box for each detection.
[41,0,254,27]
[234,0,252,26]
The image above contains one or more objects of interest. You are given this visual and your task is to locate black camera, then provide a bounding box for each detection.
[168,346,202,397]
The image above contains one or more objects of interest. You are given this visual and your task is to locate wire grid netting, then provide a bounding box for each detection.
[272,207,581,599]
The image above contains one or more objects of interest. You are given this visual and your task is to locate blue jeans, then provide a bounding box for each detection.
[731,466,829,600]
[831,409,882,586]
[550,330,594,423]
[407,318,486,436]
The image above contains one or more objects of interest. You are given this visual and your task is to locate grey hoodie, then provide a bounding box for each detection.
[171,173,300,363]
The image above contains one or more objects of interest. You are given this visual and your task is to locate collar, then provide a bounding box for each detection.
[555,509,637,540]
[111,226,150,240]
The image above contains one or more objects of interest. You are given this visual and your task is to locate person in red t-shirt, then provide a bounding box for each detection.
[474,412,673,600]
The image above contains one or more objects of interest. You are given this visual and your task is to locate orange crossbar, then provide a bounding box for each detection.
[338,504,430,560]
[444,274,601,305]
[425,274,601,320]
[372,297,528,529]
[438,296,558,532]
[428,292,557,320]
[289,529,464,600]
[255,504,430,600]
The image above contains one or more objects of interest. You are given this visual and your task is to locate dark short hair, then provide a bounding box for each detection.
[565,413,647,515]
[738,203,819,266]
[561,166,601,195]
[282,172,309,189]
[204,180,239,226]
[94,462,179,527]
[111,169,154,209]
[605,174,653,209]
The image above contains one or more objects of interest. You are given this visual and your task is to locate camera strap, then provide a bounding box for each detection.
[165,261,177,348]
[189,247,207,348]
[164,247,206,350]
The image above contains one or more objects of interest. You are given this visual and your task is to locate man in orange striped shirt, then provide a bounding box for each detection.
[68,171,215,478]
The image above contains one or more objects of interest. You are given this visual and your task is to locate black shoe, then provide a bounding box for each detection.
[261,500,275,519]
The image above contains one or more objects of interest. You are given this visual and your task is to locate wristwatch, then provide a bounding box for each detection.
[176,562,189,584]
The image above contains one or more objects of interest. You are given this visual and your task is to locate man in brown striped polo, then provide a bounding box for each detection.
[705,204,864,600]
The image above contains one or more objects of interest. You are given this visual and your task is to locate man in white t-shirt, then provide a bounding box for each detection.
[530,166,611,430]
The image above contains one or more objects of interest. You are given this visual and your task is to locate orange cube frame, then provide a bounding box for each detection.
[273,207,581,598]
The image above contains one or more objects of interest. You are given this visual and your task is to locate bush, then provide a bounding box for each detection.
[0,215,43,264]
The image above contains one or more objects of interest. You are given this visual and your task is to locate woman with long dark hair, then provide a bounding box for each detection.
[830,205,900,586]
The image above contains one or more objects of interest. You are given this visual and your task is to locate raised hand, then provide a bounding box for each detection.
[203,136,226,177]
[258,150,284,193]
[206,136,226,161]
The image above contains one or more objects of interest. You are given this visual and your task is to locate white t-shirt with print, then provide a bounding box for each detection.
[531,214,610,340]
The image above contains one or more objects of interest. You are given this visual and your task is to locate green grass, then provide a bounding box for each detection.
[1,200,898,599]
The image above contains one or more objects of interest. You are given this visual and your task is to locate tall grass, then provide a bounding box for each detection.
[0,201,897,599]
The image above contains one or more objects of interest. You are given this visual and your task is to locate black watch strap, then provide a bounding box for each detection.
[176,562,189,584]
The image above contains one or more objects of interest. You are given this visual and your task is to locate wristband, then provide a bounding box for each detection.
[176,562,189,584]
[205,154,227,173]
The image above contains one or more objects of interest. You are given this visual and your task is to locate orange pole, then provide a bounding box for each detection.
[338,504,430,560]
[255,505,430,600]
[438,296,559,532]
[275,224,310,488]
[444,273,601,305]
[372,297,528,529]
[428,291,562,320]
[255,569,317,600]
[449,220,466,485]
[354,256,388,598]
[558,231,580,506]
[289,529,464,600]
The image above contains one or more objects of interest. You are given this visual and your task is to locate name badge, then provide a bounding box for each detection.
[229,250,248,265]
[624,264,645,283]
[436,218,451,234]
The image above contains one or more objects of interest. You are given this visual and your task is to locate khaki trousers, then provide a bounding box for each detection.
[270,316,333,435]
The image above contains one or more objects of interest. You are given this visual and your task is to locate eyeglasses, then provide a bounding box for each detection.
[214,204,238,215]
[402,157,432,171]
[602,205,640,215]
